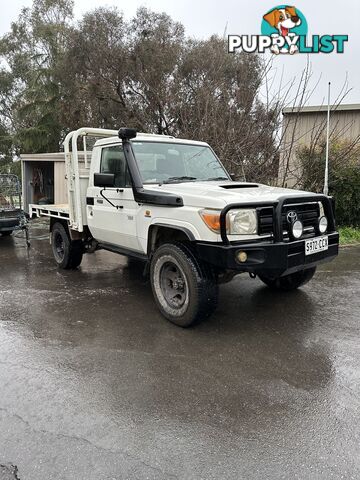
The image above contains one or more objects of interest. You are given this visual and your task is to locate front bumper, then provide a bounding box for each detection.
[197,193,339,277]
[195,232,339,277]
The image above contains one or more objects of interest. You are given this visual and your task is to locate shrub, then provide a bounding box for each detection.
[331,164,360,226]
[297,142,360,227]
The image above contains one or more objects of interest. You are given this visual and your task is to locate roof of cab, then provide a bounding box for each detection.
[94,133,209,148]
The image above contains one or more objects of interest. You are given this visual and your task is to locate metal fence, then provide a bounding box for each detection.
[0,174,21,210]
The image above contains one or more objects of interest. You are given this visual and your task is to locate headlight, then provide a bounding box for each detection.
[292,219,303,239]
[227,209,257,235]
[199,208,258,235]
[318,216,328,234]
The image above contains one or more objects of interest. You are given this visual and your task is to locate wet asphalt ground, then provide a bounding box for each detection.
[0,224,359,480]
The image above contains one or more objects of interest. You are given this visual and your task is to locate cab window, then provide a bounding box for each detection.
[100,145,131,187]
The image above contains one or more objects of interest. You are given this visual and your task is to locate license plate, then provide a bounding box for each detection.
[305,236,328,256]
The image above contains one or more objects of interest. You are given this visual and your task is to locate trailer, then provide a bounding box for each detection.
[0,174,29,244]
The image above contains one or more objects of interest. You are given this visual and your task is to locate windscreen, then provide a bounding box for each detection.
[131,141,229,184]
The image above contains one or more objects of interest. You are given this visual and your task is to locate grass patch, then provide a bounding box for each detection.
[338,226,360,245]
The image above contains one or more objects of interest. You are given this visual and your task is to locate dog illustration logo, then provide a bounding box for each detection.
[264,7,301,36]
[228,6,347,55]
[262,5,307,54]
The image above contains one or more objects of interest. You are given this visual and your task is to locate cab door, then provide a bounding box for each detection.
[87,144,141,251]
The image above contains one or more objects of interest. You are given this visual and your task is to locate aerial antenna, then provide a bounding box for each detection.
[223,21,228,39]
[323,82,331,195]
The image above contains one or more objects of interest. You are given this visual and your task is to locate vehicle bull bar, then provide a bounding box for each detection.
[219,195,336,244]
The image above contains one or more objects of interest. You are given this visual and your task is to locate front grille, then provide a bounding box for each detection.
[258,206,274,235]
[258,202,321,240]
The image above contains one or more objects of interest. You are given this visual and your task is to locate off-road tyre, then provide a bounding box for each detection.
[150,242,218,327]
[258,267,316,291]
[51,222,83,270]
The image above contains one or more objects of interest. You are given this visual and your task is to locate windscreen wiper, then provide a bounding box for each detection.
[162,176,197,184]
[205,177,229,181]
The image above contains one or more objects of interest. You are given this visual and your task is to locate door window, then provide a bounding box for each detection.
[100,145,131,188]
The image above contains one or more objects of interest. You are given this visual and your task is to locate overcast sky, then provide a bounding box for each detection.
[1,0,359,105]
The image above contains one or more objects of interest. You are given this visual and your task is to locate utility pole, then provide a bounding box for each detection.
[324,82,331,195]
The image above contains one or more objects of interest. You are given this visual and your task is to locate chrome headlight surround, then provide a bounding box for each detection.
[227,209,258,235]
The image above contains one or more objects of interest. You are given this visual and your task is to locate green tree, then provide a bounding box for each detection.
[172,36,279,182]
[62,6,128,129]
[0,0,73,153]
[0,3,280,184]
[62,8,278,182]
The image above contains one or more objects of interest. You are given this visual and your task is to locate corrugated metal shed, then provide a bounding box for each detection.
[279,104,360,188]
[282,103,360,114]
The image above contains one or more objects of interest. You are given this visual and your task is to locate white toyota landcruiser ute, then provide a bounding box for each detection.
[30,127,339,327]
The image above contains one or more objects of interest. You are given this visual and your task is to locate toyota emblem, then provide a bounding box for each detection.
[287,211,298,223]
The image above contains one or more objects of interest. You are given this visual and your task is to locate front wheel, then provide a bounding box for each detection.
[1,230,13,236]
[258,267,316,291]
[51,222,83,269]
[150,243,218,327]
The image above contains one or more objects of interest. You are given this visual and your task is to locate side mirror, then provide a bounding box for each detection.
[94,173,115,188]
[230,173,237,181]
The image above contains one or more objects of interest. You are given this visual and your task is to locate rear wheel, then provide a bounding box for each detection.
[259,267,316,291]
[51,222,83,269]
[1,230,13,236]
[150,242,218,327]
